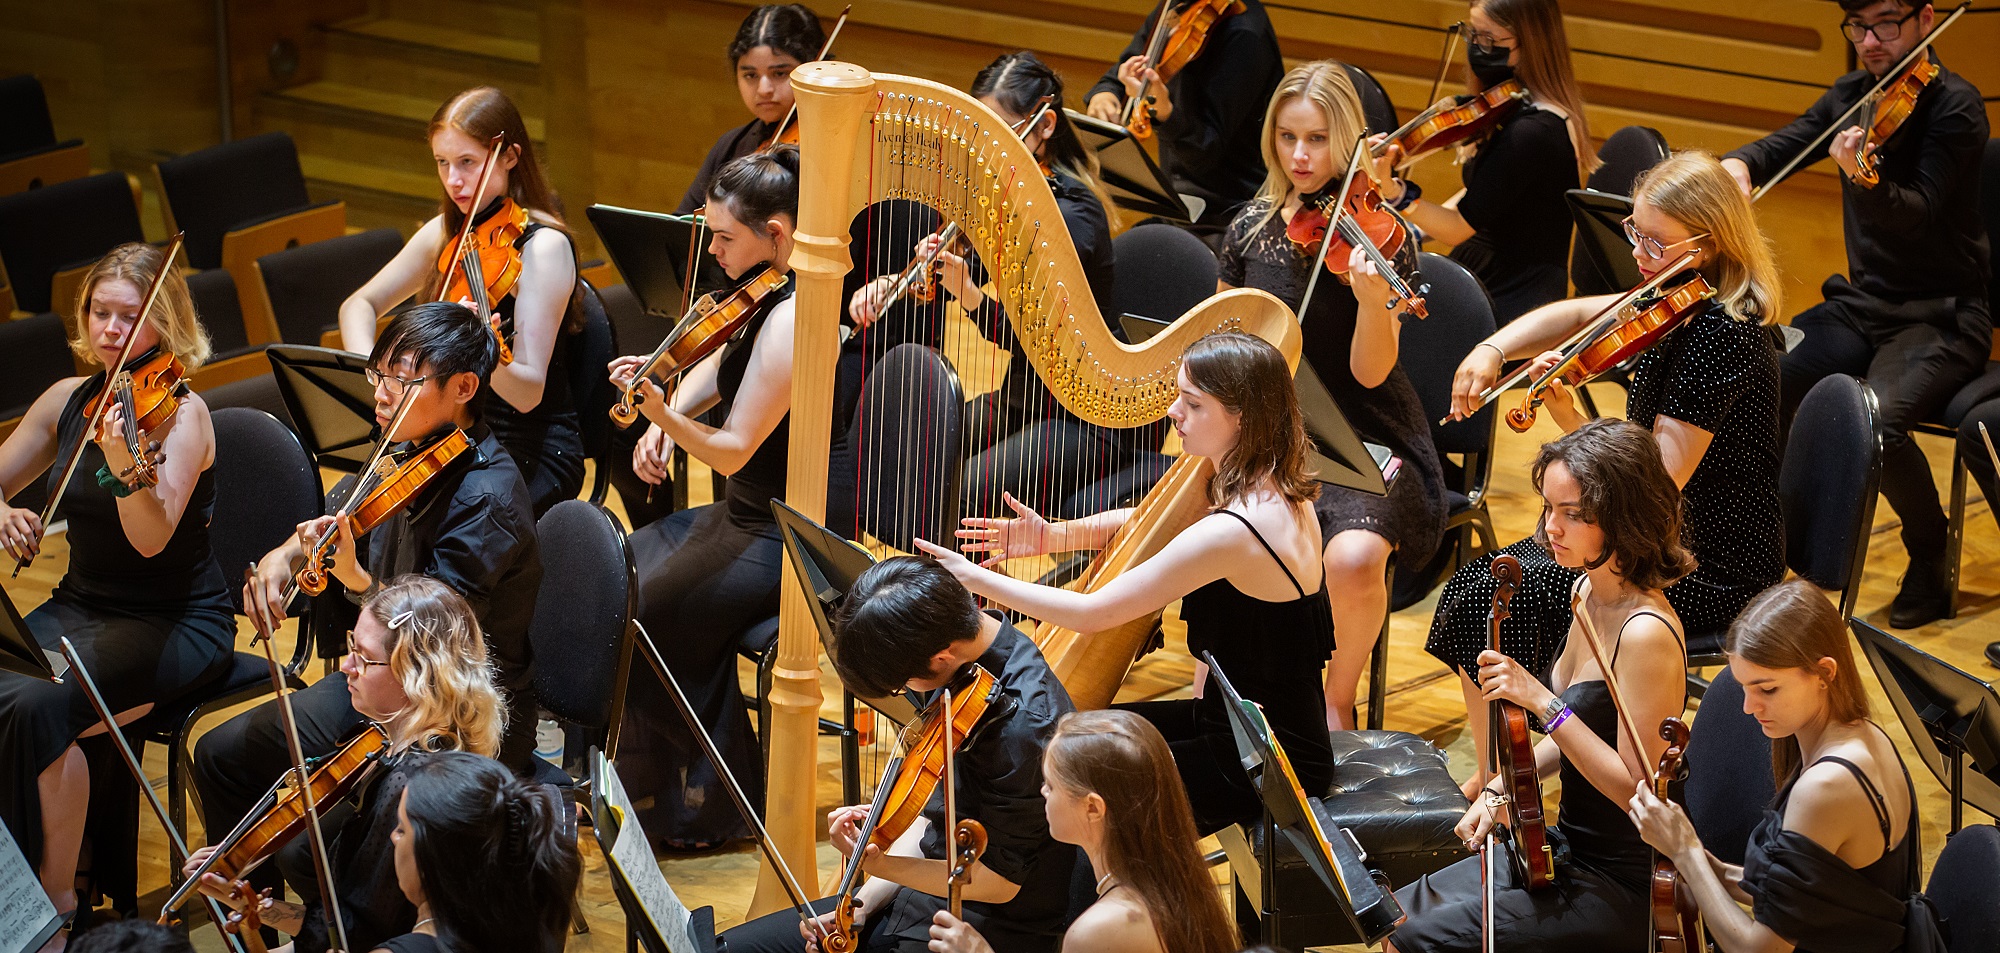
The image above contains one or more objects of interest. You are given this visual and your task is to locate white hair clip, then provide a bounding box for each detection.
[388,609,416,630]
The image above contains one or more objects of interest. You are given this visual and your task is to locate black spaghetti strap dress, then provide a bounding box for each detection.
[477,203,586,517]
[0,376,234,868]
[1119,508,1337,834]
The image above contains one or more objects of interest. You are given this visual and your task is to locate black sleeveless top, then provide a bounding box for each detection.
[48,371,231,613]
[1552,608,1683,882]
[469,201,579,441]
[1180,508,1335,678]
[714,274,797,526]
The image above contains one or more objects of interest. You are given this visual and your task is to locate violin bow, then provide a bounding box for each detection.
[768,4,851,145]
[18,232,184,578]
[1122,0,1176,128]
[1427,22,1464,107]
[1749,2,1968,203]
[1445,249,1699,426]
[439,134,507,313]
[1567,585,1664,791]
[1980,422,2000,481]
[54,639,250,953]
[942,686,962,917]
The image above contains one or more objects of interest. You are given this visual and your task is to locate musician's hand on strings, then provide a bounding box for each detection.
[633,423,676,486]
[1540,376,1586,432]
[1474,648,1555,716]
[1628,782,1700,863]
[1085,91,1122,124]
[1830,125,1867,181]
[849,275,899,329]
[1720,157,1754,198]
[181,847,244,906]
[929,911,996,953]
[0,503,44,562]
[827,804,877,859]
[917,234,979,306]
[607,355,646,393]
[1448,341,1505,421]
[954,492,1054,566]
[1113,56,1150,103]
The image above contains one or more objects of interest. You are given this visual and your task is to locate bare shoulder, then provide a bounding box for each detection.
[1062,897,1164,953]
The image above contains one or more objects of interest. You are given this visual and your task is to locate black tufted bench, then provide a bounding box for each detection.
[1237,729,1472,946]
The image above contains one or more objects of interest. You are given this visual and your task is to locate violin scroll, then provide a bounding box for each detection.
[224,880,273,953]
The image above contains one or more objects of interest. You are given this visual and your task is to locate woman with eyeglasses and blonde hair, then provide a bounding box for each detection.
[184,575,512,953]
[1429,150,1786,801]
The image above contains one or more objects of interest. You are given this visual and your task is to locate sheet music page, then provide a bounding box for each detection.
[1,815,58,953]
[596,754,697,953]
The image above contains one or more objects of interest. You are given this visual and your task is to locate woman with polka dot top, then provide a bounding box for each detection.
[1432,151,1785,799]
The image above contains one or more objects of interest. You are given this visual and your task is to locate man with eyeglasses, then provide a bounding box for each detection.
[190,300,545,900]
[1721,0,1989,629]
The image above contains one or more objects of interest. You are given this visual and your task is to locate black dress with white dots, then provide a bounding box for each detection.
[1423,299,1785,677]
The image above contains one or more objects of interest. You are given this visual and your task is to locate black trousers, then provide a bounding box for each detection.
[1779,281,1990,561]
[1957,395,2000,533]
[723,897,923,953]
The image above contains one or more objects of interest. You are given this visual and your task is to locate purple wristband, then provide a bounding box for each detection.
[1543,703,1573,733]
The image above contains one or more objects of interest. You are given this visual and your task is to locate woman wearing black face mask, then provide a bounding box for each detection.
[1365,0,1597,325]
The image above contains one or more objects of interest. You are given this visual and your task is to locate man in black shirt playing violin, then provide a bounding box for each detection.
[723,556,1077,953]
[191,301,545,894]
[1722,0,1989,629]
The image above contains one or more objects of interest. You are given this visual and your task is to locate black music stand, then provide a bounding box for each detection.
[1206,653,1404,947]
[1851,619,2000,833]
[585,749,718,953]
[0,583,63,682]
[267,345,378,476]
[1295,360,1396,498]
[1066,109,1192,222]
[586,204,730,315]
[1566,189,1641,297]
[770,499,920,729]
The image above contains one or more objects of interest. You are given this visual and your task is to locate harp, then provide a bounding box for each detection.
[755,61,1299,910]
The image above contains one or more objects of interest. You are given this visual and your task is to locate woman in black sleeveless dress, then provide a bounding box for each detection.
[921,332,1336,832]
[1388,420,1692,953]
[0,244,234,924]
[1630,580,1921,953]
[1217,61,1446,731]
[337,86,585,516]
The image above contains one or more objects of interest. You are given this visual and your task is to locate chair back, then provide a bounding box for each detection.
[1588,126,1670,196]
[1110,222,1217,326]
[1405,253,1498,457]
[256,228,404,345]
[571,280,619,499]
[529,500,635,731]
[208,408,323,617]
[186,267,251,358]
[0,170,143,313]
[850,343,964,551]
[0,311,73,419]
[1683,665,1775,865]
[1570,126,1670,297]
[0,75,59,157]
[1983,138,1999,297]
[1780,373,1880,617]
[155,132,315,270]
[1930,823,2000,953]
[1342,62,1400,136]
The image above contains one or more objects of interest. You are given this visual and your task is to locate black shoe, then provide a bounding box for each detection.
[1985,641,2000,669]
[1889,556,1952,629]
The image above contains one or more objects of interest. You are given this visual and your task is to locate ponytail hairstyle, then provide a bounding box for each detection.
[1043,711,1238,953]
[399,751,580,953]
[425,86,583,333]
[1469,0,1600,179]
[969,51,1118,226]
[709,144,801,239]
[1630,151,1783,324]
[1243,61,1369,247]
[1724,579,1871,785]
[72,242,212,370]
[364,576,504,758]
[1180,332,1318,507]
[728,4,826,66]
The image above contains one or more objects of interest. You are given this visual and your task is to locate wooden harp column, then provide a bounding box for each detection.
[759,61,1299,915]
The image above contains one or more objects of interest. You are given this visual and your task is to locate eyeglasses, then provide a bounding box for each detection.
[364,368,429,398]
[1841,8,1920,43]
[1466,30,1514,54]
[1621,217,1709,261]
[345,631,392,669]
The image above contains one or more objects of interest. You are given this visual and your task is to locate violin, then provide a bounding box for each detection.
[1504,269,1714,433]
[296,426,475,595]
[1124,0,1245,142]
[224,881,273,953]
[436,135,520,365]
[1650,718,1703,953]
[1286,168,1429,321]
[1387,79,1532,168]
[610,262,791,427]
[167,723,390,914]
[1851,53,1939,188]
[84,345,188,489]
[824,665,1001,953]
[1483,554,1554,892]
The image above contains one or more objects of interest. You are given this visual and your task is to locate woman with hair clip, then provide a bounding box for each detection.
[336,85,585,517]
[848,50,1129,521]
[1432,150,1784,801]
[927,710,1238,953]
[183,575,509,953]
[608,145,852,850]
[1217,60,1446,731]
[918,331,1339,835]
[1629,579,1923,953]
[1388,418,1692,953]
[376,751,580,953]
[1368,0,1598,324]
[0,242,231,939]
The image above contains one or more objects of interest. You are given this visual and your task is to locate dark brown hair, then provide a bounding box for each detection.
[709,144,800,232]
[1180,332,1318,507]
[728,4,825,65]
[1530,418,1695,591]
[426,86,582,333]
[1043,711,1237,953]
[1836,0,1924,14]
[1724,579,1872,784]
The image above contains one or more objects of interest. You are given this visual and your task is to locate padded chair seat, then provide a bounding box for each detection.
[1936,361,2000,429]
[737,615,781,660]
[1246,729,1472,946]
[1443,487,1472,516]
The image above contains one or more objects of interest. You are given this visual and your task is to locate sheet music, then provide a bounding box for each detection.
[1,816,59,953]
[596,754,697,953]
